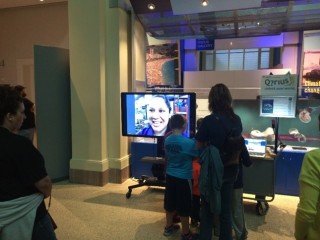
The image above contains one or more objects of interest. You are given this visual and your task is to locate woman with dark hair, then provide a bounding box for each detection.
[0,85,56,240]
[195,83,244,240]
[138,95,172,136]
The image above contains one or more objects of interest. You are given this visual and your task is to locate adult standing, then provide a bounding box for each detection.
[0,85,56,240]
[295,113,320,240]
[195,83,244,240]
[14,85,36,141]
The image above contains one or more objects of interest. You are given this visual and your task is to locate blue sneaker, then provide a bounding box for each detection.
[163,224,180,236]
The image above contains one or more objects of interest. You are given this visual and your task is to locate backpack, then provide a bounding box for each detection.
[220,134,244,166]
[216,116,245,166]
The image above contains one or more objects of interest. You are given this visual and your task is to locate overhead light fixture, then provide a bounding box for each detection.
[148,3,155,10]
[201,0,208,7]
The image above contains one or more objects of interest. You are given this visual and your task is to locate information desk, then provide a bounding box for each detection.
[275,146,317,196]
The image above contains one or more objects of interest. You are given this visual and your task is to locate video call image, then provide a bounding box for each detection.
[127,94,190,137]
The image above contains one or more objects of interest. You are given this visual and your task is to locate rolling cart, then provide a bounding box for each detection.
[243,154,276,216]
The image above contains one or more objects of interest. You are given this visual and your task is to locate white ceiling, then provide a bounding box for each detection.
[0,0,67,9]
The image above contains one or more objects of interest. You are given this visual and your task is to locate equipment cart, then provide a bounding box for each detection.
[243,154,276,216]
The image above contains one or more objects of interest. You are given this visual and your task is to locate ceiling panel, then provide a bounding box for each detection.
[130,0,320,39]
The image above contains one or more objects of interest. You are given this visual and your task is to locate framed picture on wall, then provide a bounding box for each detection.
[146,43,180,87]
[301,50,320,98]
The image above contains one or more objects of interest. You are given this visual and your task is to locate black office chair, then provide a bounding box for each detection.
[126,157,166,198]
[126,138,167,199]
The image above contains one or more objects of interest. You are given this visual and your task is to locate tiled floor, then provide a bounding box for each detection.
[49,179,298,240]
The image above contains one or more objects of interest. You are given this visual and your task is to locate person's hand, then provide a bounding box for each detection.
[34,176,52,198]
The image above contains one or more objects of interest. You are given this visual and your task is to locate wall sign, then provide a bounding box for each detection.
[260,72,297,118]
[260,72,298,96]
[260,96,296,118]
[301,50,320,99]
[196,39,215,51]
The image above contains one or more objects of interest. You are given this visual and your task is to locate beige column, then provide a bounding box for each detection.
[68,0,130,185]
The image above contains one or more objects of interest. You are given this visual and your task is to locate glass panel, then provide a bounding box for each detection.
[205,52,214,70]
[260,51,270,69]
[244,51,258,70]
[215,52,229,70]
[230,49,243,70]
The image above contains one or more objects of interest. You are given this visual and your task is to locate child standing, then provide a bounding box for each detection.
[190,118,204,228]
[163,114,199,240]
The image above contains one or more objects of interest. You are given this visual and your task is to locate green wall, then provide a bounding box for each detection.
[234,99,320,148]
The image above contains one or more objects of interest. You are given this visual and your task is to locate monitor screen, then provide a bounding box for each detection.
[244,138,267,157]
[121,92,196,138]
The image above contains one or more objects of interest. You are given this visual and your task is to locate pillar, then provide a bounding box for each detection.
[68,0,130,185]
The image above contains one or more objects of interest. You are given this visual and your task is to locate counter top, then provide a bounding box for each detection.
[282,145,318,153]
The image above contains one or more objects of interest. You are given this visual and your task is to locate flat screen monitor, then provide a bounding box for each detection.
[121,92,196,138]
[244,138,267,158]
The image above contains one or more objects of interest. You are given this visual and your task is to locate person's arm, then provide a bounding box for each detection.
[294,151,320,239]
[295,179,319,240]
[34,175,52,198]
[241,146,252,167]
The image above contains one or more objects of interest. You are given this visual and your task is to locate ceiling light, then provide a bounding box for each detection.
[148,3,155,10]
[201,0,208,7]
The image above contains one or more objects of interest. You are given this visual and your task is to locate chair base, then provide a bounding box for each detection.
[126,175,165,198]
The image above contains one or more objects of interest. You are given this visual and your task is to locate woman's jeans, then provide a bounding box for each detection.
[32,213,57,240]
[219,165,239,240]
[199,165,239,240]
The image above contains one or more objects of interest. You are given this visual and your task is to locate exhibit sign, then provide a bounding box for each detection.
[301,50,320,99]
[196,39,215,51]
[260,72,298,96]
[260,72,297,118]
[260,96,296,118]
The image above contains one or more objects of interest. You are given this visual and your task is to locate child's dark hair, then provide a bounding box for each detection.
[196,118,204,131]
[169,114,186,130]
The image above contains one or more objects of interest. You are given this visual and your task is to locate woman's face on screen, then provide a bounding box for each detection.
[147,96,170,135]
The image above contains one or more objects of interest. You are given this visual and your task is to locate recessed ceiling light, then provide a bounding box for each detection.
[201,0,208,7]
[148,3,155,10]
